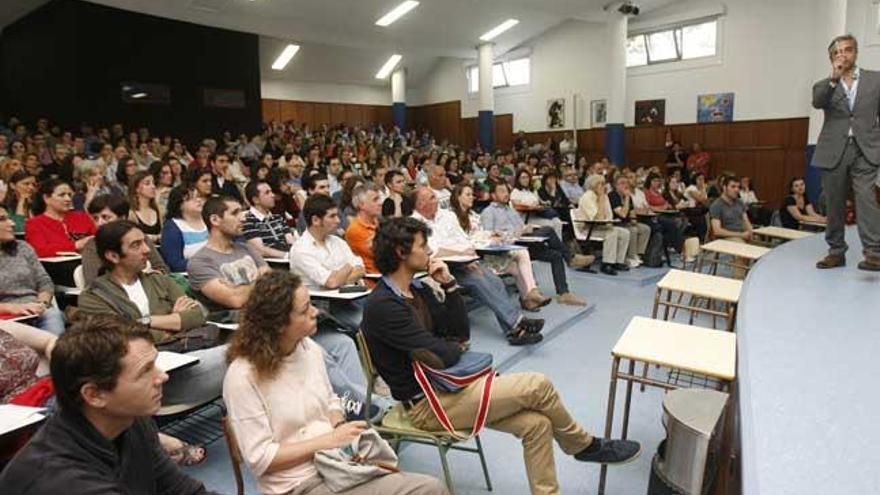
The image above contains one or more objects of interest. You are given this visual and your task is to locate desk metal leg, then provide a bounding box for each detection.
[598,356,621,495]
[621,360,636,439]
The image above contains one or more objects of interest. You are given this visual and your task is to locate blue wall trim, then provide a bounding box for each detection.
[392,102,406,130]
[479,110,494,152]
[605,123,625,166]
[805,144,820,204]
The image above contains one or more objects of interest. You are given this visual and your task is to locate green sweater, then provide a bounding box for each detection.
[78,271,207,344]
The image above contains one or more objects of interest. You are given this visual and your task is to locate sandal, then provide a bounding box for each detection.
[168,442,207,466]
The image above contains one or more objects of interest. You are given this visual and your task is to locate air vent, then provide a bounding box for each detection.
[188,0,232,14]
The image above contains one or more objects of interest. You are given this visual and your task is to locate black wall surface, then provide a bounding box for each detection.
[0,0,262,144]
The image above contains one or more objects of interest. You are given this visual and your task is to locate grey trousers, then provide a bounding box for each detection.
[821,140,880,257]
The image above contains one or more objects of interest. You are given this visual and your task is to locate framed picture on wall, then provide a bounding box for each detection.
[697,92,734,122]
[547,98,565,128]
[635,99,666,126]
[590,99,607,127]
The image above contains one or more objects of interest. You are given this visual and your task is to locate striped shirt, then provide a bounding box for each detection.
[242,207,294,252]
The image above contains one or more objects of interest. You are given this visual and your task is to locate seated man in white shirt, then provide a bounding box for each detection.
[290,194,367,331]
[411,186,544,346]
[428,163,452,209]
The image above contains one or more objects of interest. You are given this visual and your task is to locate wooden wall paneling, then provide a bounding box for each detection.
[708,151,728,177]
[724,150,756,179]
[261,99,281,123]
[494,114,513,152]
[755,120,788,147]
[674,124,704,148]
[460,117,478,149]
[703,123,727,150]
[754,149,787,207]
[314,104,331,126]
[728,122,758,148]
[279,100,297,123]
[632,126,657,150]
[329,103,345,125]
[787,119,808,149]
[377,106,392,128]
[298,102,315,128]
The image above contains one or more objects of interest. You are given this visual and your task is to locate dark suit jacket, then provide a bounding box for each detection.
[812,68,880,168]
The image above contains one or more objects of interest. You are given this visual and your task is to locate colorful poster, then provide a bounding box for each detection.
[635,99,665,126]
[697,92,734,122]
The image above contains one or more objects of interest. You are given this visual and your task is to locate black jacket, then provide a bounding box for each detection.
[362,277,469,401]
[0,407,216,495]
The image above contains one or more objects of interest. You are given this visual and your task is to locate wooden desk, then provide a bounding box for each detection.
[799,220,827,232]
[264,257,289,268]
[654,269,742,332]
[598,317,737,494]
[40,255,82,287]
[436,255,480,265]
[309,287,371,301]
[0,405,46,438]
[753,226,814,245]
[697,239,771,277]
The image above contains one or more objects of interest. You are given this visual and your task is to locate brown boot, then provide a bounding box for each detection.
[558,292,587,306]
[858,254,880,271]
[816,254,846,269]
[569,254,596,269]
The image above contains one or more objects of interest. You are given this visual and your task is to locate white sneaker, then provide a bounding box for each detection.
[627,257,642,268]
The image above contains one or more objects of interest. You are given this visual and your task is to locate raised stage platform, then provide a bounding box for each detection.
[738,227,880,495]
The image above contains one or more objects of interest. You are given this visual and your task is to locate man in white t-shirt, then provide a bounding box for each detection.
[427,164,451,209]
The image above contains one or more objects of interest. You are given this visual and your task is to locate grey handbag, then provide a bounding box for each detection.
[313,429,400,492]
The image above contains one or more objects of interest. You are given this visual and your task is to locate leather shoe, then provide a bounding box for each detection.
[613,263,630,272]
[600,263,618,276]
[816,254,845,269]
[857,255,880,271]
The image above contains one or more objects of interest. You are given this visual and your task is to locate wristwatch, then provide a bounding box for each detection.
[440,279,458,291]
[138,315,152,327]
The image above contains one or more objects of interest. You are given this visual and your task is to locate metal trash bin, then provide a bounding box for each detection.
[648,389,729,495]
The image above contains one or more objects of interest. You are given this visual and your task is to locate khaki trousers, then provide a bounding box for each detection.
[408,372,593,495]
[287,472,448,495]
[624,222,651,258]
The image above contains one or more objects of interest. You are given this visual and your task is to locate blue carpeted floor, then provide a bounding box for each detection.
[183,262,697,495]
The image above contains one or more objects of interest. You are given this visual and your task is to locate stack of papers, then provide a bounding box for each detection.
[0,404,46,436]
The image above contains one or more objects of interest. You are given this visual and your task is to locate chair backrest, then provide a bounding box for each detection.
[222,416,246,495]
[569,208,589,241]
[355,331,379,427]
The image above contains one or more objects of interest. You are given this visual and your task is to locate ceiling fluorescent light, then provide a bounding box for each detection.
[479,19,520,41]
[376,1,419,27]
[131,93,148,99]
[271,44,300,71]
[375,54,403,79]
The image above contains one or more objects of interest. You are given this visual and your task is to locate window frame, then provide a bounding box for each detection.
[627,17,718,68]
[466,56,531,94]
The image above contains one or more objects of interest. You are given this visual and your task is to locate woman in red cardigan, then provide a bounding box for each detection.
[24,179,96,257]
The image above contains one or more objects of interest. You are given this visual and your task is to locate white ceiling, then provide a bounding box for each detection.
[4,0,682,87]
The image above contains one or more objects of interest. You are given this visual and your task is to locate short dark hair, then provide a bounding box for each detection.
[87,193,130,217]
[32,178,70,215]
[303,172,328,192]
[245,180,270,205]
[373,217,432,275]
[720,175,740,188]
[828,34,858,58]
[95,220,141,269]
[165,185,191,220]
[489,180,509,194]
[185,166,212,188]
[51,314,153,413]
[202,195,238,229]
[384,169,405,187]
[302,193,336,227]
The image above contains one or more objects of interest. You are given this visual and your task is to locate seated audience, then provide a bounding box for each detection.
[428,164,452,209]
[608,175,651,267]
[78,220,226,407]
[210,152,243,202]
[0,206,65,335]
[780,176,826,229]
[344,184,383,275]
[0,315,218,494]
[579,175,632,275]
[159,185,208,272]
[362,217,641,495]
[709,176,754,278]
[382,169,413,218]
[411,186,545,345]
[223,271,447,495]
[128,171,162,243]
[25,178,96,257]
[449,183,553,310]
[738,175,772,226]
[337,174,365,232]
[537,169,572,223]
[115,155,138,195]
[511,169,563,239]
[686,142,711,179]
[188,166,214,200]
[242,180,298,259]
[150,159,175,217]
[560,166,585,203]
[4,170,36,232]
[82,194,168,285]
[479,181,590,306]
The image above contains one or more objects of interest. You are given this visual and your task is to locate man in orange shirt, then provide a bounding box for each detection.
[344,183,383,277]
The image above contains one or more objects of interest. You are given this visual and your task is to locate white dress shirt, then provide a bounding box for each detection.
[411,209,474,254]
[289,229,363,288]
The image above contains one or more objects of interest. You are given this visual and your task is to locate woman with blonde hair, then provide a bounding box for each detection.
[223,270,448,495]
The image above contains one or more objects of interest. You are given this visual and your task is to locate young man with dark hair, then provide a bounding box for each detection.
[0,315,219,494]
[210,152,243,202]
[81,194,168,285]
[709,176,753,278]
[363,217,641,495]
[303,172,331,197]
[242,180,297,259]
[78,220,225,407]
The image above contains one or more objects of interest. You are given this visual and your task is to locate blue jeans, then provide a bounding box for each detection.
[453,264,521,335]
[312,329,392,411]
[35,306,65,336]
[162,344,229,406]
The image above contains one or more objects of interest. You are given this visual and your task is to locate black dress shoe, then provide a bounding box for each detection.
[613,263,630,272]
[506,330,543,346]
[600,263,618,276]
[574,438,642,465]
[518,318,545,334]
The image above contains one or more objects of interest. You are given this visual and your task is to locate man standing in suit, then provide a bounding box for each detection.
[812,34,880,270]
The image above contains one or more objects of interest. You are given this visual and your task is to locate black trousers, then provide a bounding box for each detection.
[528,226,571,295]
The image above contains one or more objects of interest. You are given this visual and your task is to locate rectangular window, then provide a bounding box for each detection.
[626,19,717,67]
[467,56,530,93]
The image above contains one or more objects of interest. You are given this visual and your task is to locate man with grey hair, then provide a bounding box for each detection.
[345,183,384,275]
[812,34,880,271]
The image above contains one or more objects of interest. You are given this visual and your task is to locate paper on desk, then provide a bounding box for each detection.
[0,404,46,436]
[156,351,200,372]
